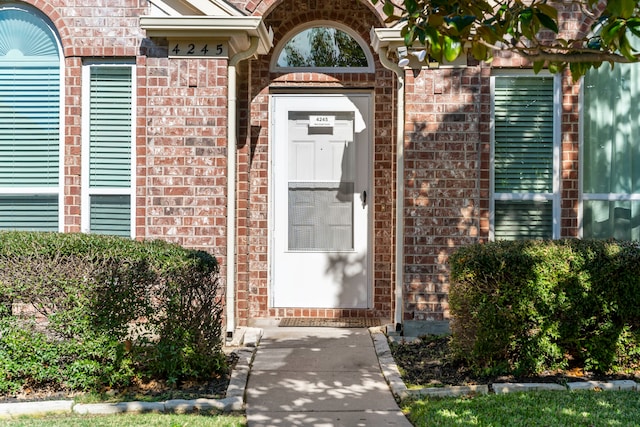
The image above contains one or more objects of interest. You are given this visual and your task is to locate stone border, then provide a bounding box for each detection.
[0,327,262,420]
[370,326,639,400]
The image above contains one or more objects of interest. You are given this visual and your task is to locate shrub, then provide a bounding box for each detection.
[449,239,640,376]
[0,231,225,394]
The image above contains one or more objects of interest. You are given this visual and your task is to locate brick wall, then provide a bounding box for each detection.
[64,56,82,232]
[26,0,588,325]
[561,72,580,237]
[142,54,229,257]
[402,65,485,320]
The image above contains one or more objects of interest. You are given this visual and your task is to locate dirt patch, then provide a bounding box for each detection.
[389,335,640,387]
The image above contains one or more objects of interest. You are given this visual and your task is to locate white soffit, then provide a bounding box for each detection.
[141,0,273,55]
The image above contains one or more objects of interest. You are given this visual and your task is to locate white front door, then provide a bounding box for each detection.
[271,94,371,308]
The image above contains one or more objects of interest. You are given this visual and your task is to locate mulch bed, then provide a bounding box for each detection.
[389,335,640,387]
[0,352,238,404]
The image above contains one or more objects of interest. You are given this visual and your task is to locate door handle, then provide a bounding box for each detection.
[362,190,367,207]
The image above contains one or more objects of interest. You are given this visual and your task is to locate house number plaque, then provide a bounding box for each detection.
[309,115,335,128]
[168,40,228,58]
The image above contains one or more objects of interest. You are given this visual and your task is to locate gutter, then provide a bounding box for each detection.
[376,46,406,331]
[226,36,260,338]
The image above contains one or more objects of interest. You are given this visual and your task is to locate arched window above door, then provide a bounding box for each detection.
[272,23,374,73]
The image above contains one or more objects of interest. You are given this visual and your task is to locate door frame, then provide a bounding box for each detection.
[268,91,374,310]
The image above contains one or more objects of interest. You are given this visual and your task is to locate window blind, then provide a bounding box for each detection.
[0,195,58,231]
[494,76,554,193]
[85,65,133,237]
[89,66,132,188]
[89,195,131,237]
[494,200,553,240]
[0,63,60,186]
[493,75,556,240]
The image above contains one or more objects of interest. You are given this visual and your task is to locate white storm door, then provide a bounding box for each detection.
[272,94,371,308]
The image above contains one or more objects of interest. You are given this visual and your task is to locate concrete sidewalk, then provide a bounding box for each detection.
[245,326,412,426]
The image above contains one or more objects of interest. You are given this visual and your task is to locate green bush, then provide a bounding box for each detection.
[0,231,225,394]
[449,239,640,376]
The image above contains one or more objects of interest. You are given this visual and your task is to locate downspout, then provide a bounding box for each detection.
[226,36,260,338]
[378,46,405,331]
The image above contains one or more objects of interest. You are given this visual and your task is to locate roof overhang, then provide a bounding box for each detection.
[370,26,406,53]
[140,16,273,55]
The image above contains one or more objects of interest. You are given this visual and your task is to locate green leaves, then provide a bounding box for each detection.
[535,3,559,33]
[518,4,558,40]
[443,35,462,61]
[450,239,640,376]
[445,15,476,35]
[377,0,640,79]
[0,231,227,393]
[628,17,640,37]
[601,18,626,45]
[606,0,637,19]
[383,0,396,18]
[598,17,640,62]
[536,9,559,34]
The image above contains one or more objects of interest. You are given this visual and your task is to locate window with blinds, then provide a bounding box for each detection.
[583,60,640,240]
[82,64,134,237]
[491,74,559,240]
[0,6,61,231]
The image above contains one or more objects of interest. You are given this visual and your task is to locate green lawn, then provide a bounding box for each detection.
[406,390,640,426]
[1,413,245,427]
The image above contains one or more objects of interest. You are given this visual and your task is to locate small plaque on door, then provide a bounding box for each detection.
[309,115,335,128]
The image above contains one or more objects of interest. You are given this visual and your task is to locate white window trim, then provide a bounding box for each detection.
[0,4,65,232]
[489,70,561,240]
[81,60,136,238]
[270,21,375,73]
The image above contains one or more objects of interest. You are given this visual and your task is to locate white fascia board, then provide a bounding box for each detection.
[140,16,273,54]
[370,26,405,52]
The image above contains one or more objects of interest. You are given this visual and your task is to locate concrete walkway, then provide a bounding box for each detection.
[245,326,412,427]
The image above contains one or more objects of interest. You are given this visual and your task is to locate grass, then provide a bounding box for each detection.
[1,413,245,427]
[406,390,640,426]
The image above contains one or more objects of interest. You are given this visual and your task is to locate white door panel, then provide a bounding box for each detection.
[272,94,371,308]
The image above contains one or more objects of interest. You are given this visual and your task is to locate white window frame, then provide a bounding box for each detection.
[490,70,562,240]
[0,4,65,232]
[81,60,136,238]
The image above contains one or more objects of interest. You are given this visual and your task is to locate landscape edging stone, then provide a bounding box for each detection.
[372,326,640,400]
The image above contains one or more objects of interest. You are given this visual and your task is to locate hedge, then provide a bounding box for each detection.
[449,239,640,376]
[0,231,225,394]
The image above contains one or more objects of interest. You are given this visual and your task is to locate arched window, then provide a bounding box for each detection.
[272,23,373,73]
[0,5,62,231]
